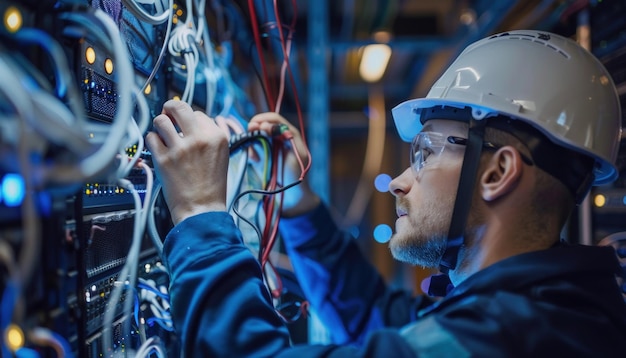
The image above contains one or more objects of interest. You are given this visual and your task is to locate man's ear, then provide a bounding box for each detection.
[479,147,524,202]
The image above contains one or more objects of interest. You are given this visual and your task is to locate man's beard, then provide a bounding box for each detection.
[390,231,447,268]
[389,192,483,269]
[388,195,452,268]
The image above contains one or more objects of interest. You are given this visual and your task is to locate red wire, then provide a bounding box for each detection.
[248,0,276,110]
[289,137,310,180]
[272,0,311,176]
[262,206,282,267]
[260,139,281,264]
[262,152,288,303]
[249,0,313,321]
[267,261,283,298]
[260,136,308,268]
[261,147,286,266]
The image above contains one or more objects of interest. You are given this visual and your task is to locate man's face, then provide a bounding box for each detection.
[388,119,468,268]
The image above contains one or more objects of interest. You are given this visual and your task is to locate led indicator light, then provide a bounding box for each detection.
[594,194,606,208]
[85,46,96,64]
[2,174,25,207]
[104,58,114,74]
[6,324,25,351]
[4,7,22,33]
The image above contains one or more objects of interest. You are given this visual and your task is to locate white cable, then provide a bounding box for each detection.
[147,182,164,256]
[166,0,218,106]
[141,0,174,93]
[0,241,16,276]
[28,327,74,358]
[153,0,165,14]
[182,51,198,103]
[30,91,91,154]
[197,0,217,116]
[12,28,85,119]
[168,21,199,103]
[0,56,40,304]
[0,50,92,189]
[102,163,153,354]
[185,0,194,25]
[17,91,40,325]
[0,56,37,148]
[122,0,171,24]
[135,337,166,358]
[133,86,151,135]
[116,86,149,179]
[101,185,140,354]
[227,149,249,211]
[57,9,134,182]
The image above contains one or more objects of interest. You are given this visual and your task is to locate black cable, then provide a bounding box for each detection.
[228,130,273,252]
[231,179,302,257]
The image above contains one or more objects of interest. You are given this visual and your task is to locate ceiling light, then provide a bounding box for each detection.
[359,44,392,83]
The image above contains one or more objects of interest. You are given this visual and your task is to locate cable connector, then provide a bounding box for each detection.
[271,124,293,140]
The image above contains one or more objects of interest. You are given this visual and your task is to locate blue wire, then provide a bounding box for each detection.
[50,331,75,358]
[138,283,170,301]
[15,347,40,357]
[146,317,174,332]
[134,291,140,327]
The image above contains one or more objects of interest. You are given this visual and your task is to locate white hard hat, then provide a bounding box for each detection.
[392,30,622,185]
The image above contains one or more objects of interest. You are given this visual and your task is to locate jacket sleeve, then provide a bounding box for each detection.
[279,204,433,344]
[163,211,289,357]
[163,211,419,358]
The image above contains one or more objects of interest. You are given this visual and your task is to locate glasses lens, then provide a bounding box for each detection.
[411,132,447,176]
[411,133,429,174]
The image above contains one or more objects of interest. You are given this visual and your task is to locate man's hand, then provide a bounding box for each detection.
[248,112,320,217]
[146,100,229,225]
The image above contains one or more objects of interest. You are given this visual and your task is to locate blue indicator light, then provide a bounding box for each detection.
[2,174,25,207]
[373,224,393,243]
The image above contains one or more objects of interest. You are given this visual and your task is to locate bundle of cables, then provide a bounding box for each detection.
[0,4,151,356]
[238,0,311,324]
[228,123,309,323]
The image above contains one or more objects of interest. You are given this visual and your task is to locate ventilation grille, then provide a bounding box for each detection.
[489,32,571,59]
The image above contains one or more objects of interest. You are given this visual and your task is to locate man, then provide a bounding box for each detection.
[145,30,626,357]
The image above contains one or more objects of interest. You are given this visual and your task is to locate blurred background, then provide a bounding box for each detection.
[1,0,625,356]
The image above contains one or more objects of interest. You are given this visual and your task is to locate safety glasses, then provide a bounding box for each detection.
[410,131,533,177]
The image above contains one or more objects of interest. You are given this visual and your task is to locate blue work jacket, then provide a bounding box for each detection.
[163,204,626,357]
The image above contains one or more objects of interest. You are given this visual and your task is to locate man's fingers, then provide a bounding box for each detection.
[152,113,181,147]
[145,131,165,158]
[249,112,292,133]
[162,100,197,135]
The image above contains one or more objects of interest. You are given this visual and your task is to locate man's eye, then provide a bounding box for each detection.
[421,147,434,162]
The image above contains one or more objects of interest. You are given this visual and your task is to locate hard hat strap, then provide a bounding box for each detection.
[439,116,487,273]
